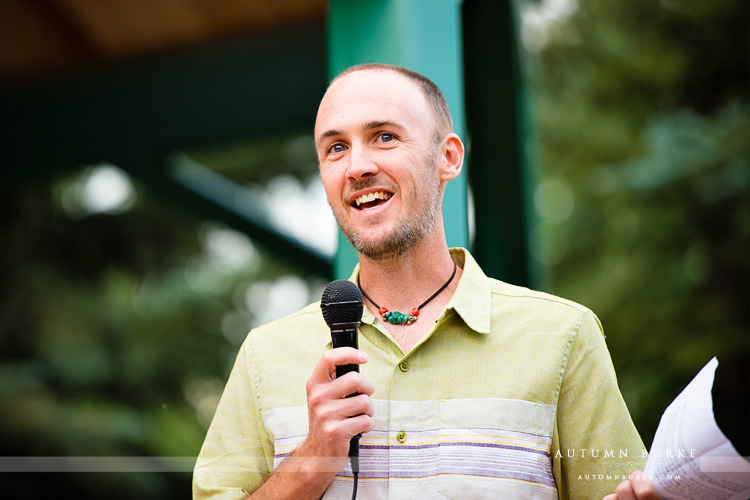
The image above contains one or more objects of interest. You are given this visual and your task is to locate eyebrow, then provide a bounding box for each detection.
[364,120,399,131]
[316,120,402,148]
[316,129,343,148]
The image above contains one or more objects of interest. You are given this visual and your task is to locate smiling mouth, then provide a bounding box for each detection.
[353,190,393,210]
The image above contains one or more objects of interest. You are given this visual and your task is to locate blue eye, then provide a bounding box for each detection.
[380,133,394,143]
[329,143,346,154]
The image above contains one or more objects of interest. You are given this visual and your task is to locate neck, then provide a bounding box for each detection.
[357,233,459,314]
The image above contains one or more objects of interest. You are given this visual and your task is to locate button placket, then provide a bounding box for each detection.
[389,354,419,497]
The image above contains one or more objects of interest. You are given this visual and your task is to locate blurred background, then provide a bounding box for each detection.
[0,0,747,498]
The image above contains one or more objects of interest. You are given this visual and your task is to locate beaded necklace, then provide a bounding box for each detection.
[358,261,457,325]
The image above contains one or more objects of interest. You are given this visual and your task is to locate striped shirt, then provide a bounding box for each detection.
[193,248,646,499]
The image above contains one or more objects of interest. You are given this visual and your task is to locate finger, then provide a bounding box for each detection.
[309,372,372,404]
[332,371,376,398]
[614,479,637,500]
[601,494,616,500]
[336,412,376,438]
[630,472,661,499]
[307,378,369,420]
[347,393,374,418]
[315,392,372,422]
[309,396,374,445]
[309,348,368,384]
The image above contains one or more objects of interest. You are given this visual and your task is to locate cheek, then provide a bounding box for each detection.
[319,171,344,205]
[378,147,422,168]
[395,151,434,188]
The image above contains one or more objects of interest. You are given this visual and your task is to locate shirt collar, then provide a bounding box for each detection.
[445,248,492,334]
[344,247,492,336]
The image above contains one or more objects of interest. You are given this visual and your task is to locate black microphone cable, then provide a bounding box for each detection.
[349,435,360,500]
[351,456,359,500]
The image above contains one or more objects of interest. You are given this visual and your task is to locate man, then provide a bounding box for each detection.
[193,64,660,499]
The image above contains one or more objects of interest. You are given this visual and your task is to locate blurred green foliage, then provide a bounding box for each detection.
[525,0,748,451]
[0,135,324,497]
[0,0,747,497]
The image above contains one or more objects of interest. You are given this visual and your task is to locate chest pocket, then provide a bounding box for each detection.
[436,398,559,500]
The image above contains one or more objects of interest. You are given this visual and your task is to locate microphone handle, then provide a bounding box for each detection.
[331,325,359,380]
[349,434,360,465]
[330,324,362,470]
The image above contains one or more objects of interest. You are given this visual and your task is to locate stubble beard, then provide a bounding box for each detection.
[330,151,442,262]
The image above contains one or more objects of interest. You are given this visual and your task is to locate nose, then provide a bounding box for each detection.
[346,147,379,181]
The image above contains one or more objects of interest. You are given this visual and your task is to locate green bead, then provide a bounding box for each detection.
[388,311,408,324]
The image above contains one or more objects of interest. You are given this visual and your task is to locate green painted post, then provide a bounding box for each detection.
[327,0,468,278]
[462,0,546,290]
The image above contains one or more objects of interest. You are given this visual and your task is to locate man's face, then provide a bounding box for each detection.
[314,70,443,261]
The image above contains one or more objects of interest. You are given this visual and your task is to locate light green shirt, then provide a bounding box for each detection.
[193,248,645,499]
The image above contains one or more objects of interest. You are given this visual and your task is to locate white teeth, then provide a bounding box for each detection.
[355,191,392,207]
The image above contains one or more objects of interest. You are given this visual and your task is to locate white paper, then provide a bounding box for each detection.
[643,357,750,500]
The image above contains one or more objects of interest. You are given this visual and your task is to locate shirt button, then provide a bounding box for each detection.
[396,431,407,443]
[399,361,409,372]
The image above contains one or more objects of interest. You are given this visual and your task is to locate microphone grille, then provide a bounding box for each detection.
[320,280,363,327]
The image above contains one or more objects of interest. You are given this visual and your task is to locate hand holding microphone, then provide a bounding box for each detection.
[319,280,371,499]
[320,280,368,469]
[248,281,373,500]
[297,280,373,497]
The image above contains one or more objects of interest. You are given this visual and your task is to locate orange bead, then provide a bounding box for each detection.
[379,307,389,315]
[411,308,420,316]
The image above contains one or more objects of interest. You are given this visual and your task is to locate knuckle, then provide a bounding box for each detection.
[355,394,371,412]
[355,415,375,434]
[365,418,376,432]
[347,372,364,387]
[317,406,332,422]
[308,391,325,409]
[337,372,358,391]
[321,350,336,364]
[634,482,657,498]
[321,421,337,437]
[615,480,631,495]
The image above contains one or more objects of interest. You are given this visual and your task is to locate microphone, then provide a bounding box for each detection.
[320,280,364,488]
[321,279,364,378]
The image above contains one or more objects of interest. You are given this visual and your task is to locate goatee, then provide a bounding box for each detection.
[330,154,442,261]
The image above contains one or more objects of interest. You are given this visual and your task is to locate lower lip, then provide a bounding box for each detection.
[353,197,393,216]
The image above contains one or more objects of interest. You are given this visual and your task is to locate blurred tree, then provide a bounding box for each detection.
[522,0,748,452]
[0,132,327,497]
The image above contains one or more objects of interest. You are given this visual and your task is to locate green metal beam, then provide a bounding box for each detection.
[2,24,326,176]
[462,0,544,289]
[167,153,333,277]
[327,0,468,278]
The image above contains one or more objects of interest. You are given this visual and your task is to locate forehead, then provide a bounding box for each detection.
[315,70,433,138]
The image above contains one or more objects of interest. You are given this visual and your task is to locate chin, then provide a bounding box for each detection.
[351,226,430,261]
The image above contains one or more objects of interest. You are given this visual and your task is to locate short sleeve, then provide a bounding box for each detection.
[552,311,647,499]
[193,338,273,499]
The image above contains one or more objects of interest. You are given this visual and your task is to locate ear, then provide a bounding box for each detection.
[438,133,465,182]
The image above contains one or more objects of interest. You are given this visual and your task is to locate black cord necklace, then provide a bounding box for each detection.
[358,261,457,325]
